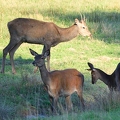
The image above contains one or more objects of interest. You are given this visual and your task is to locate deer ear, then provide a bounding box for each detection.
[86,69,92,71]
[29,48,38,56]
[74,19,79,25]
[87,62,94,69]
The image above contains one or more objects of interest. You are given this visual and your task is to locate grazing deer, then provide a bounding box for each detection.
[87,62,120,92]
[1,18,92,74]
[29,48,85,112]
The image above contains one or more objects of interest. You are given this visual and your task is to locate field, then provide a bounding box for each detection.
[0,0,120,119]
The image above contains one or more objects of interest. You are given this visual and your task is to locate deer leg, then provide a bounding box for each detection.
[42,45,51,71]
[1,49,7,73]
[49,96,54,112]
[49,96,58,113]
[1,41,17,73]
[65,95,73,111]
[77,89,85,111]
[9,42,22,74]
[46,55,50,72]
[46,47,51,72]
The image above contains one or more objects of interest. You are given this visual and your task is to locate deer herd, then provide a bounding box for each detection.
[0,17,120,113]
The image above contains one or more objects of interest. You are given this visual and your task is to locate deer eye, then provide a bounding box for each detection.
[83,26,85,29]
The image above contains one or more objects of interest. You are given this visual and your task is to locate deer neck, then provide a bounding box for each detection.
[38,63,50,86]
[98,69,110,85]
[99,69,118,90]
[57,25,79,42]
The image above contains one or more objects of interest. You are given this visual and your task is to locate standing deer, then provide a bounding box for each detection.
[29,48,85,112]
[87,62,120,92]
[1,18,92,74]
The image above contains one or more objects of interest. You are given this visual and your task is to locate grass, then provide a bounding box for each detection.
[0,0,120,119]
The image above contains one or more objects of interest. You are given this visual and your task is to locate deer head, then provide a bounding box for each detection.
[87,62,100,84]
[29,48,50,67]
[74,19,92,37]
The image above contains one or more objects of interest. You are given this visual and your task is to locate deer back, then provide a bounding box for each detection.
[8,18,61,45]
[48,69,84,96]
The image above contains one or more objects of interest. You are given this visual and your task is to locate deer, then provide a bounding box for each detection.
[29,47,85,113]
[1,17,92,74]
[87,62,120,92]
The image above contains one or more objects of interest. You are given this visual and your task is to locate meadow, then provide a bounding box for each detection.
[0,0,120,119]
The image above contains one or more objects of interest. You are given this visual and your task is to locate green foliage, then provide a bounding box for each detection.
[0,0,120,119]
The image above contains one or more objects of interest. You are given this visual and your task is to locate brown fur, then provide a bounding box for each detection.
[30,48,85,112]
[49,69,84,97]
[1,18,91,74]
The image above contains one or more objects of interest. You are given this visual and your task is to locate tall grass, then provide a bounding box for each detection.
[0,0,120,119]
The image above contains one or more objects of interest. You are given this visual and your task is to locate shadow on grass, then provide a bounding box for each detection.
[0,78,50,119]
[0,56,34,73]
[0,72,85,119]
[0,56,33,65]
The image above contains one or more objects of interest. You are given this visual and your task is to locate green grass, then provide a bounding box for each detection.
[0,0,120,119]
